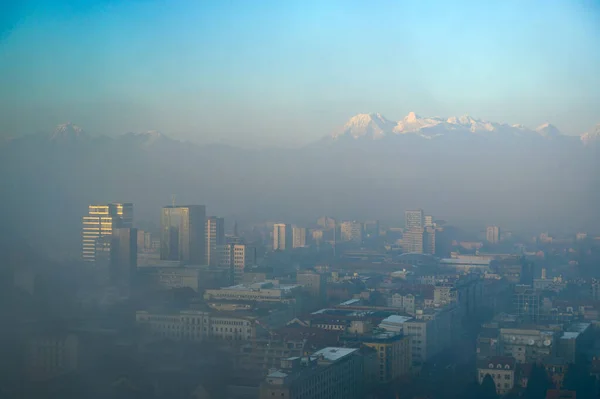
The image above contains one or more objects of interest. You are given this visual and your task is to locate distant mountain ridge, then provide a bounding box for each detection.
[332,112,594,144]
[0,117,598,260]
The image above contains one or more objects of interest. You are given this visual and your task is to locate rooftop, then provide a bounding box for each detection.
[312,347,358,362]
[380,315,413,324]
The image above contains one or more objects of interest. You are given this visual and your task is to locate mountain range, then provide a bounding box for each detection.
[332,112,597,142]
[1,114,598,258]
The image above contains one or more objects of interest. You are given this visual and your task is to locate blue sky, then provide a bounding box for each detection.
[1,0,599,145]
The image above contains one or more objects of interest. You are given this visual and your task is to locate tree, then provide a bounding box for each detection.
[480,374,499,399]
[525,363,551,399]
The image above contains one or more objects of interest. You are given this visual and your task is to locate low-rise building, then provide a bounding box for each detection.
[341,325,411,383]
[477,356,516,395]
[259,348,364,399]
[135,309,258,342]
[204,280,302,304]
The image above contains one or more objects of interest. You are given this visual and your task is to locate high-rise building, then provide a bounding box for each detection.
[405,209,424,230]
[292,226,307,248]
[340,221,363,243]
[160,205,206,264]
[402,228,424,254]
[486,226,500,244]
[363,220,380,238]
[273,223,291,251]
[205,216,225,265]
[110,227,137,289]
[317,216,336,230]
[424,227,436,255]
[219,243,257,284]
[424,215,434,227]
[82,203,133,262]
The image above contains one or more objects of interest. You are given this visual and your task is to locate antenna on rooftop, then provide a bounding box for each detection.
[171,194,176,207]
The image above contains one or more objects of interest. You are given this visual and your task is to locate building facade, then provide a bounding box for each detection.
[340,221,363,243]
[160,205,206,264]
[486,226,500,244]
[205,216,225,266]
[219,243,257,284]
[259,348,364,399]
[477,356,516,395]
[273,223,291,251]
[292,226,307,248]
[405,209,424,230]
[82,203,133,262]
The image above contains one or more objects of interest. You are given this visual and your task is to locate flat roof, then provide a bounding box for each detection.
[562,332,580,340]
[312,347,358,362]
[380,315,413,324]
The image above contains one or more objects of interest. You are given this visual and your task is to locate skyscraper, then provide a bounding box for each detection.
[273,223,291,251]
[219,243,257,284]
[205,216,225,265]
[402,228,424,254]
[110,227,137,290]
[405,209,424,230]
[292,226,307,248]
[340,221,363,243]
[486,226,500,244]
[160,205,206,264]
[82,203,133,262]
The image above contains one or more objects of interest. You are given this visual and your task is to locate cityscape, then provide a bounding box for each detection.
[1,1,600,399]
[2,196,600,399]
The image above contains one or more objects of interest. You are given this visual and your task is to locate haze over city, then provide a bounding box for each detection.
[1,2,600,399]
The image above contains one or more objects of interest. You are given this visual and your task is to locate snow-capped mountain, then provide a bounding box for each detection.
[332,112,568,140]
[49,122,87,141]
[535,123,561,138]
[333,113,396,139]
[581,124,600,145]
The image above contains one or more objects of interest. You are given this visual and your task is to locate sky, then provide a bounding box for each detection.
[1,0,599,146]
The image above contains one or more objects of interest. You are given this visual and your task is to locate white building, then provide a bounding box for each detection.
[405,209,424,230]
[292,226,307,248]
[477,356,516,395]
[273,223,291,251]
[486,226,500,244]
[136,309,257,342]
[204,280,301,303]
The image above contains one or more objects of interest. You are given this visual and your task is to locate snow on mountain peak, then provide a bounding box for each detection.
[581,123,600,145]
[333,112,572,141]
[535,123,561,138]
[333,113,395,139]
[404,112,419,123]
[50,122,87,141]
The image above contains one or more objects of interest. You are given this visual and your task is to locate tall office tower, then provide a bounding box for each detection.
[401,228,425,254]
[273,223,291,251]
[110,227,137,289]
[292,226,307,248]
[424,215,434,227]
[160,205,206,264]
[317,216,336,230]
[205,216,225,265]
[82,203,133,262]
[363,220,380,238]
[423,227,436,255]
[405,209,424,230]
[340,221,363,243]
[486,226,500,244]
[219,243,257,284]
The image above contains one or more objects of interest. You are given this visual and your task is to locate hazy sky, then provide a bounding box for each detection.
[1,0,599,146]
